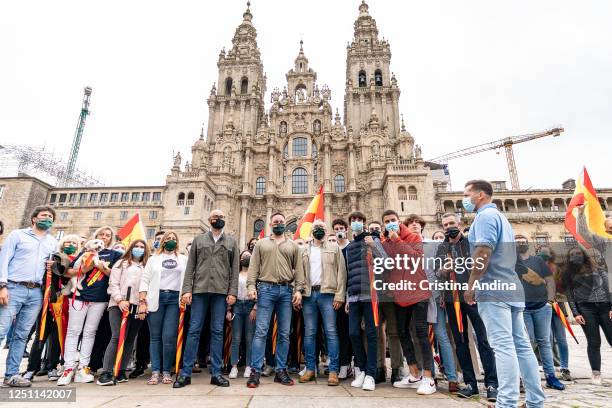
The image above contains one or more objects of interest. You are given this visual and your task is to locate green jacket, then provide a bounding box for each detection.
[182,231,239,297]
[301,240,347,303]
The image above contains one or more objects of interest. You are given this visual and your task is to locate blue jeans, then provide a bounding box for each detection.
[433,302,457,382]
[0,282,43,377]
[302,291,339,373]
[348,300,377,377]
[147,290,180,373]
[181,293,226,377]
[478,302,546,408]
[550,310,569,370]
[250,283,293,372]
[523,304,554,376]
[231,300,255,366]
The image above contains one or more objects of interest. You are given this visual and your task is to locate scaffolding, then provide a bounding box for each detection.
[0,144,102,187]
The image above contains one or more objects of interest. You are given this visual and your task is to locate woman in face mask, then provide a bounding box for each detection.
[97,239,149,385]
[562,246,612,385]
[138,231,188,385]
[227,250,257,379]
[247,238,258,253]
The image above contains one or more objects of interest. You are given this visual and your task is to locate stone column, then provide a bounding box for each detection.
[359,94,365,130]
[207,101,216,141]
[239,198,249,249]
[265,196,274,235]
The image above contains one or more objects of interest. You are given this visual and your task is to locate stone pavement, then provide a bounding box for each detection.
[0,329,610,407]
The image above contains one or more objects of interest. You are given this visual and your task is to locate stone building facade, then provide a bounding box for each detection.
[0,2,610,250]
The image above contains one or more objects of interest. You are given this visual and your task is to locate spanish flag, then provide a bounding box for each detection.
[565,167,612,247]
[117,213,146,248]
[293,185,325,240]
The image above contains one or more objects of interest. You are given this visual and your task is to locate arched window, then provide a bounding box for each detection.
[256,176,266,195]
[408,186,417,200]
[225,77,233,95]
[292,167,308,194]
[177,192,185,206]
[358,70,367,88]
[398,186,407,201]
[292,137,307,156]
[286,219,298,234]
[253,219,264,238]
[187,192,195,205]
[334,175,345,193]
[375,69,383,86]
[240,77,248,94]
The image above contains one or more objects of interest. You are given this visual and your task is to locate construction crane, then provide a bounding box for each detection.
[64,86,92,185]
[428,127,564,190]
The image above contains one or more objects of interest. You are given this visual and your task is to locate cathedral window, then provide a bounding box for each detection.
[177,192,185,206]
[187,192,195,205]
[398,186,407,201]
[256,177,265,195]
[375,69,383,86]
[286,219,298,234]
[225,77,233,95]
[358,70,367,87]
[408,186,417,200]
[292,137,307,156]
[240,77,248,94]
[292,167,308,194]
[334,175,345,193]
[254,219,264,237]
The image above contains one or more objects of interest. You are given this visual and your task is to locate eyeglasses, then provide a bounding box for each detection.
[211,215,225,220]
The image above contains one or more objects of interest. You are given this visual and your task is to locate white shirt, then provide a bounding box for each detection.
[237,272,248,300]
[159,253,183,291]
[212,230,224,243]
[309,244,322,287]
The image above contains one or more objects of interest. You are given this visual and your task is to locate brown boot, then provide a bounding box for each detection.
[328,372,339,386]
[299,370,316,383]
[448,381,459,393]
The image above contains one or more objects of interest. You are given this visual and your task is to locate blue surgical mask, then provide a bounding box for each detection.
[132,247,145,258]
[351,221,364,232]
[462,197,476,213]
[385,221,399,232]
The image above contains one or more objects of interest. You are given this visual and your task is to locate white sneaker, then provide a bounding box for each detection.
[354,367,361,378]
[417,377,437,395]
[75,367,94,383]
[243,366,252,378]
[299,367,307,377]
[592,372,603,386]
[362,375,375,391]
[393,374,422,389]
[57,367,75,386]
[338,365,349,379]
[22,371,35,381]
[351,371,366,388]
[229,366,238,379]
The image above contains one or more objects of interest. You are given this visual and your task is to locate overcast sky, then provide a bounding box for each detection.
[1,0,611,190]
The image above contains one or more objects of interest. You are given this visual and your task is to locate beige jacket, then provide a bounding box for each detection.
[108,260,145,307]
[247,237,305,293]
[301,240,347,303]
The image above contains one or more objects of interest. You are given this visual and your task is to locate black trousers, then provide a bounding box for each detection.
[395,301,433,372]
[336,307,352,367]
[27,312,62,373]
[288,308,303,369]
[133,319,150,370]
[445,301,498,388]
[577,302,612,372]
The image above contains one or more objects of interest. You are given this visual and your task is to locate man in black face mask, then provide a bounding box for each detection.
[174,209,239,388]
[434,213,499,400]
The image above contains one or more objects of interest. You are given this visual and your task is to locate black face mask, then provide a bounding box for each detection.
[445,227,460,239]
[272,224,286,236]
[312,228,326,241]
[370,230,380,239]
[517,243,529,254]
[211,219,225,230]
[240,257,250,268]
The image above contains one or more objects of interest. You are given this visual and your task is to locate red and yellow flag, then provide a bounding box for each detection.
[293,185,325,240]
[565,167,612,247]
[117,213,146,248]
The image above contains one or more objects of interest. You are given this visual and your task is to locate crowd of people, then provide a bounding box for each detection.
[0,179,611,408]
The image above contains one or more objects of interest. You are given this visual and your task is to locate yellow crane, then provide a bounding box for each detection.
[429,127,564,190]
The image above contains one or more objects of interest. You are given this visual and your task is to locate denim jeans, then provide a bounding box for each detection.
[231,300,255,366]
[181,293,226,377]
[523,304,554,376]
[478,302,546,408]
[250,283,293,372]
[348,300,377,377]
[147,290,180,373]
[302,291,339,373]
[432,303,457,382]
[550,310,569,370]
[0,282,42,377]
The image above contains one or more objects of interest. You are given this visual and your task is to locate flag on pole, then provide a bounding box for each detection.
[258,227,265,239]
[51,296,67,356]
[223,320,232,367]
[293,185,325,240]
[366,248,380,327]
[113,287,132,379]
[552,301,578,344]
[39,258,53,341]
[117,213,146,248]
[565,167,612,247]
[175,303,186,377]
[450,270,463,333]
[271,315,278,354]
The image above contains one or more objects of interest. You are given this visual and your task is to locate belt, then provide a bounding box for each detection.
[257,280,293,287]
[8,280,41,289]
[311,285,321,292]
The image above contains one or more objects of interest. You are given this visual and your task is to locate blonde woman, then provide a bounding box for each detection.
[138,231,187,385]
[57,226,123,386]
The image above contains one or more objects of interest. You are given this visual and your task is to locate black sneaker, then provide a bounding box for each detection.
[375,367,386,384]
[115,371,128,383]
[96,372,115,386]
[457,383,479,398]
[486,386,498,402]
[173,375,191,388]
[246,371,261,388]
[274,369,294,386]
[128,367,145,379]
[210,374,230,387]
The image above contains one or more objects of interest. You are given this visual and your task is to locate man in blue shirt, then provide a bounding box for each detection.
[0,206,58,387]
[462,180,545,408]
